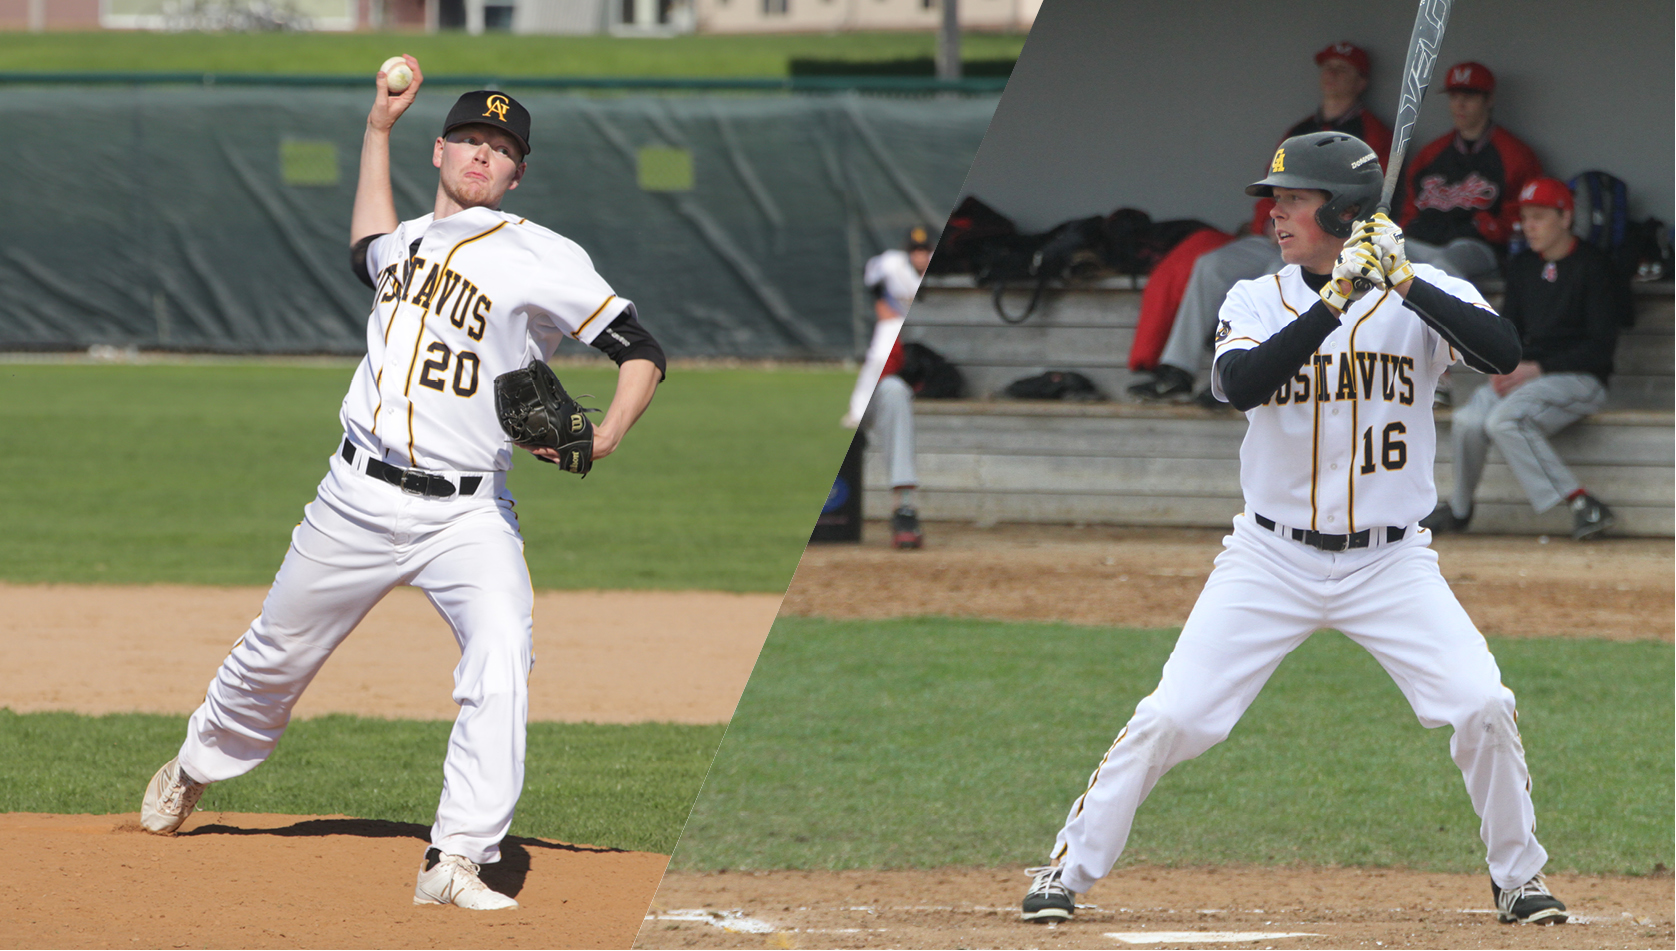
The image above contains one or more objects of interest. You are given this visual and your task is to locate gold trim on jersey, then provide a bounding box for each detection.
[1344,302,1379,533]
[397,222,508,462]
[1219,335,1262,349]
[1273,276,1322,529]
[573,295,618,339]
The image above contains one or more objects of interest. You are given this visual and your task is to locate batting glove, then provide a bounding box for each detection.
[1321,240,1384,314]
[1350,212,1415,288]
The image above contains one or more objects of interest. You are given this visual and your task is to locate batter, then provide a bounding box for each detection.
[140,60,666,911]
[1022,132,1567,927]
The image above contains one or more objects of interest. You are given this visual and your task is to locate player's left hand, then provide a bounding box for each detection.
[1350,213,1415,289]
[1321,240,1384,314]
[590,426,623,461]
[1491,360,1542,396]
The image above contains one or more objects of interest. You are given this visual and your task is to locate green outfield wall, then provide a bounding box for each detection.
[1,84,994,357]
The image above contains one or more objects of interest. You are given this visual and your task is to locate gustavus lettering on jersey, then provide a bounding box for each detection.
[374,257,495,344]
[1265,350,1414,406]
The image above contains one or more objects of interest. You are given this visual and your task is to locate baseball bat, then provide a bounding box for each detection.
[1379,0,1455,216]
[1350,0,1454,294]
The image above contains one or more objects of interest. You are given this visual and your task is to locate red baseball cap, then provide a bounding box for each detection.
[1443,61,1495,94]
[1314,42,1370,78]
[1516,177,1573,213]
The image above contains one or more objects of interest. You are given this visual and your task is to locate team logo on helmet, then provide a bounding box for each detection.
[1270,149,1285,174]
[482,94,511,122]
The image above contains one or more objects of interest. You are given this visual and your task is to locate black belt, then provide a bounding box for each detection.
[341,440,481,499]
[1255,513,1405,552]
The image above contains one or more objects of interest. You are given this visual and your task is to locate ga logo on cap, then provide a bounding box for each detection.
[1270,148,1285,174]
[482,94,511,122]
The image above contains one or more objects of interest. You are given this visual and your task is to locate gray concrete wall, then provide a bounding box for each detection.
[963,0,1674,232]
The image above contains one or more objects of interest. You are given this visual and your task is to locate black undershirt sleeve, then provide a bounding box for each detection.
[1215,301,1341,411]
[1400,278,1522,374]
[587,306,667,379]
[350,234,386,290]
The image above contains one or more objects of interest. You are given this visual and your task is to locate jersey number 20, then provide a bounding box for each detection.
[419,341,481,397]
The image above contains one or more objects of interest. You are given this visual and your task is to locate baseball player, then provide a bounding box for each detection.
[139,58,666,911]
[842,227,931,548]
[1425,177,1620,540]
[1022,132,1567,927]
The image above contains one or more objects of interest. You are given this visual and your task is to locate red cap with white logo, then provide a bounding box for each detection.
[1314,42,1371,78]
[1516,177,1573,213]
[1443,61,1495,94]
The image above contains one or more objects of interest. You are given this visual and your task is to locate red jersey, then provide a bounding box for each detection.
[1399,125,1543,248]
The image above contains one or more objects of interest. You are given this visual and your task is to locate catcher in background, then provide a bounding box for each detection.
[139,57,665,911]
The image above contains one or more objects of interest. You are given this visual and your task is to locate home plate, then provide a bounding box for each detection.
[1105,932,1323,944]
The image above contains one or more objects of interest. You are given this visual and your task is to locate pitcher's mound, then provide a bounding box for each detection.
[3,812,668,949]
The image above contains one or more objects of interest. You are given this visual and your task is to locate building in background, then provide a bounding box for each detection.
[693,0,1037,34]
[0,0,1031,35]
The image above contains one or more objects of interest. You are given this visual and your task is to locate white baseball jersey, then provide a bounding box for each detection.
[863,248,924,316]
[1211,262,1492,532]
[347,205,633,473]
[848,249,925,422]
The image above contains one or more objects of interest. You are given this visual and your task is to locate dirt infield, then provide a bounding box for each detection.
[784,522,1674,641]
[1,583,781,722]
[1,583,781,948]
[638,867,1675,950]
[0,812,667,949]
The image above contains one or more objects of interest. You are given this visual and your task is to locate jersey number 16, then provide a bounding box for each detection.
[1360,422,1408,474]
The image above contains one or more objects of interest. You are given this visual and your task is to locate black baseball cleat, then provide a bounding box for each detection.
[1420,502,1471,534]
[1492,873,1567,924]
[891,505,924,549]
[1021,865,1075,922]
[1125,365,1195,402]
[1569,493,1614,540]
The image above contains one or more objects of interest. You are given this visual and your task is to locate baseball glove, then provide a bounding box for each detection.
[494,361,598,475]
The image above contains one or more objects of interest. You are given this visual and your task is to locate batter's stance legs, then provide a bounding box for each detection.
[1049,519,1549,898]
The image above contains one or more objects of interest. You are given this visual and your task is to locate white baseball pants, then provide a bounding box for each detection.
[176,450,533,865]
[1052,514,1549,894]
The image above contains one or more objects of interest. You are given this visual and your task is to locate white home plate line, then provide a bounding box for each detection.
[1105,932,1324,945]
[645,909,778,934]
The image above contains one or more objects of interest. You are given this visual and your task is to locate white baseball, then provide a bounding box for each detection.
[380,56,413,93]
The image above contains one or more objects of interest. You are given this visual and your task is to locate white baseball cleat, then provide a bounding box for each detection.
[140,757,209,835]
[414,848,520,910]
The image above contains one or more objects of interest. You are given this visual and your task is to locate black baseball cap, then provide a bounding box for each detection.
[442,90,532,157]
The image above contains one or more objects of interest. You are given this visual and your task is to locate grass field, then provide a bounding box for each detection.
[0,709,723,853]
[673,616,1675,875]
[0,362,851,591]
[0,31,1027,77]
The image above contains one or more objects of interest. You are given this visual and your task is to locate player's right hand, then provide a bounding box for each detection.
[369,54,423,133]
[1349,213,1415,288]
[1320,240,1383,314]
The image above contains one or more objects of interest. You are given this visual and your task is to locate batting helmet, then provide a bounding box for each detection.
[1245,132,1383,239]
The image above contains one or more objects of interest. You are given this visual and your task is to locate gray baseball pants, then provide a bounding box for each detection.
[865,374,918,489]
[1448,372,1608,515]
